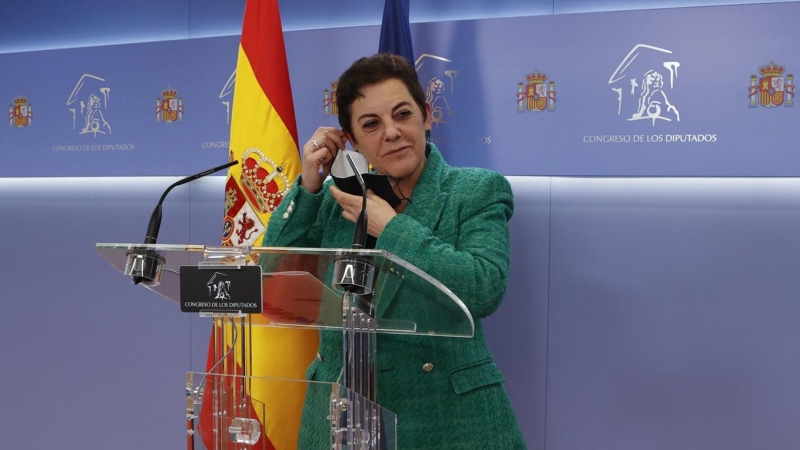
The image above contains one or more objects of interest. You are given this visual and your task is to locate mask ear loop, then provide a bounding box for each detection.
[350,146,373,172]
[388,177,413,204]
[388,141,432,203]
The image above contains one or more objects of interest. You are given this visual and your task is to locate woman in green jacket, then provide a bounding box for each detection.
[264,53,525,449]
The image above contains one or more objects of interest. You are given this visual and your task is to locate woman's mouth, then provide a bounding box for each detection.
[384,146,409,157]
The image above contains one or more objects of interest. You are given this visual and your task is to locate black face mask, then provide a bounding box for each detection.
[330,150,403,208]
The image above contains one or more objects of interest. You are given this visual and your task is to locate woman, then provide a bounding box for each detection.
[264,53,525,449]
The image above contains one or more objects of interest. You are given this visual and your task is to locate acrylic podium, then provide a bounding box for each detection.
[96,243,474,450]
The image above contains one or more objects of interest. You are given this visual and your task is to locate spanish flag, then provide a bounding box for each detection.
[201,0,318,448]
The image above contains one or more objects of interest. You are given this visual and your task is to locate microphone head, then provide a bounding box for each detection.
[344,152,367,192]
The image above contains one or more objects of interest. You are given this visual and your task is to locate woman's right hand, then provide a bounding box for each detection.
[300,126,348,194]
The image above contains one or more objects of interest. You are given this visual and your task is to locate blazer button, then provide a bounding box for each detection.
[422,363,434,372]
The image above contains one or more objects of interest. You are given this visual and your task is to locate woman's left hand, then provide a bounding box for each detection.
[331,186,397,238]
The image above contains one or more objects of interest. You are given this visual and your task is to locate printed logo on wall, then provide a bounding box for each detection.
[156,87,184,122]
[67,74,112,136]
[199,72,233,150]
[323,81,339,117]
[608,44,681,126]
[9,96,32,127]
[748,61,795,108]
[416,54,460,129]
[517,71,556,112]
[220,69,235,124]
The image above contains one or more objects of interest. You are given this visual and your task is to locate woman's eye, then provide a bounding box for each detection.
[396,110,411,119]
[363,120,378,129]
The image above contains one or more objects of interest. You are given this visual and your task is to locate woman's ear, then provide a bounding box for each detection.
[343,130,356,150]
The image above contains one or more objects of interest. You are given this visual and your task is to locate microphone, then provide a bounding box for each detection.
[143,160,238,245]
[129,160,239,285]
[332,154,375,296]
[345,153,368,249]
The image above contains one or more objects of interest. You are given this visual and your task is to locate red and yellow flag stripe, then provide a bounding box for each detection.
[204,1,319,449]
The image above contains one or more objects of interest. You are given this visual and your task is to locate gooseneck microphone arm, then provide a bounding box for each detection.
[143,160,239,244]
[345,153,368,249]
[131,160,238,286]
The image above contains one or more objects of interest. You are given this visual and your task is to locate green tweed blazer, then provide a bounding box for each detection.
[264,145,526,449]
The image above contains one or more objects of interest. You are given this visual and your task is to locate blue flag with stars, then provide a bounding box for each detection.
[378,0,414,62]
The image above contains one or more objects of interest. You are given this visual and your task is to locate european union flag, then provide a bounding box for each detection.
[378,0,414,62]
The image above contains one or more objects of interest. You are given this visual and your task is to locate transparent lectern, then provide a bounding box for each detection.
[96,243,474,450]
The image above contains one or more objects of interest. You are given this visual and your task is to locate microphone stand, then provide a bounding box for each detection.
[333,153,375,295]
[347,154,369,249]
[330,153,381,447]
[126,160,239,285]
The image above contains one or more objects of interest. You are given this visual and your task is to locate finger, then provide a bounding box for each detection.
[322,129,347,151]
[308,139,333,164]
[313,146,335,167]
[330,185,344,203]
[323,146,338,165]
[307,127,328,150]
[341,209,355,223]
[315,129,345,151]
[365,189,389,206]
[311,133,343,166]
[331,186,360,210]
[330,186,351,203]
[305,139,323,162]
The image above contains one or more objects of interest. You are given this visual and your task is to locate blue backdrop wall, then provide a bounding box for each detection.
[1,1,799,449]
[2,2,798,177]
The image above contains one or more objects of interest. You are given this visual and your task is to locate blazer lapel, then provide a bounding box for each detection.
[376,147,451,319]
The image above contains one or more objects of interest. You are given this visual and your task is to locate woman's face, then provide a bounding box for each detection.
[346,78,431,184]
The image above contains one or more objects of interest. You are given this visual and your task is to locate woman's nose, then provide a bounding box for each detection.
[384,121,401,141]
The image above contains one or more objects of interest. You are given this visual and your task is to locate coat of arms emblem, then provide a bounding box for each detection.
[323,81,339,117]
[156,88,184,122]
[517,71,556,112]
[749,61,795,108]
[9,96,32,127]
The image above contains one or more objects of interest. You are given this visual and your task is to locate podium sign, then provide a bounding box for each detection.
[179,265,263,313]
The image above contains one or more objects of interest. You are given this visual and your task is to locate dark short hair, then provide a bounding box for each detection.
[336,53,427,142]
